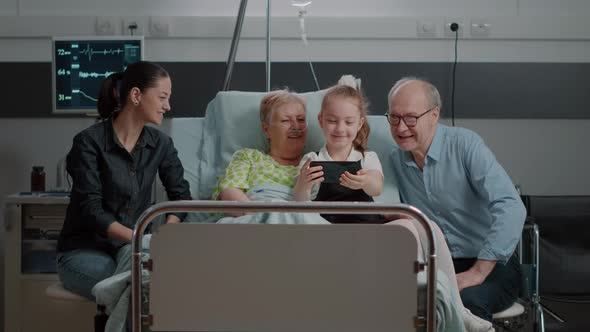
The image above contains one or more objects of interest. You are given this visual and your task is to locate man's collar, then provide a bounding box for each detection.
[401,124,444,166]
[402,150,415,166]
[426,124,444,162]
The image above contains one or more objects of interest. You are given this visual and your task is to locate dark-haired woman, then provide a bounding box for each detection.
[56,61,191,299]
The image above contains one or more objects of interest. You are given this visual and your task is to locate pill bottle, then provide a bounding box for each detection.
[31,166,46,192]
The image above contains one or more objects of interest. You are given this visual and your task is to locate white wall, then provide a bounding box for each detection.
[2,0,590,17]
[0,0,523,17]
[1,1,590,328]
[2,1,590,63]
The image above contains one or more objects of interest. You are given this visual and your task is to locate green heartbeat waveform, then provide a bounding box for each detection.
[79,44,125,61]
[78,71,116,78]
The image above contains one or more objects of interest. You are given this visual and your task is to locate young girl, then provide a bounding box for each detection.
[294,78,385,223]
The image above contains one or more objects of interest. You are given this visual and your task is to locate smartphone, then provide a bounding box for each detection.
[309,161,362,184]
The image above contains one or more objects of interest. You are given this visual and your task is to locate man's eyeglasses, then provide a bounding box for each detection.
[384,107,435,127]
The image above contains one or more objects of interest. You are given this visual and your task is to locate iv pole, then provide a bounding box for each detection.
[266,0,271,92]
[222,0,247,91]
[222,0,272,92]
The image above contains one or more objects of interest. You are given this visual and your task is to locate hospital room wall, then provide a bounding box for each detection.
[1,0,588,194]
[2,0,590,16]
[1,0,590,327]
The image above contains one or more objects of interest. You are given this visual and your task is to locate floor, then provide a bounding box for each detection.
[542,298,590,332]
[492,298,590,332]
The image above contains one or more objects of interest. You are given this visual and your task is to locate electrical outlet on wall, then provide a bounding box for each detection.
[471,19,491,38]
[123,17,145,36]
[96,17,119,35]
[417,20,437,38]
[150,17,172,37]
[444,18,464,38]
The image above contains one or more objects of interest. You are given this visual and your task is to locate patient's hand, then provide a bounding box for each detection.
[219,187,253,217]
[293,159,324,201]
[219,187,250,202]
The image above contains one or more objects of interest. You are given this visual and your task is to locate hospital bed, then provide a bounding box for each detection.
[128,90,463,332]
[131,201,439,332]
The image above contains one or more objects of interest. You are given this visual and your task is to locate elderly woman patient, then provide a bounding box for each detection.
[211,89,324,222]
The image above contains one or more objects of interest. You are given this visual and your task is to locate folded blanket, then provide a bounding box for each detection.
[463,307,495,332]
[217,183,331,225]
[417,271,465,332]
[247,183,295,201]
[92,237,150,332]
[417,267,493,332]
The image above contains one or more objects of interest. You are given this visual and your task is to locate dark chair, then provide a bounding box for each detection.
[524,195,590,332]
[492,218,544,332]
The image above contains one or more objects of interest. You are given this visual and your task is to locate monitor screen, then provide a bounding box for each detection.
[52,36,144,115]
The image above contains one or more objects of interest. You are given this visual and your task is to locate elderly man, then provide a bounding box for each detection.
[386,77,526,322]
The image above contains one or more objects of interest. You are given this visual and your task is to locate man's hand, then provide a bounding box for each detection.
[456,259,496,291]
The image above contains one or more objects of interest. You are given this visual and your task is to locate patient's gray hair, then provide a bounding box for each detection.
[260,89,306,124]
[387,77,442,110]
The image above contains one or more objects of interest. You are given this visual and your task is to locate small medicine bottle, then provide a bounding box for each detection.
[31,166,46,192]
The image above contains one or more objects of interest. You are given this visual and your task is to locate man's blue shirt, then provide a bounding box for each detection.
[391,124,526,263]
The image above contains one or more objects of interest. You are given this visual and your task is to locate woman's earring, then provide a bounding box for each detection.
[133,100,139,106]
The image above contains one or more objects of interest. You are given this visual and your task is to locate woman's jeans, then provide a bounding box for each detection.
[56,249,117,300]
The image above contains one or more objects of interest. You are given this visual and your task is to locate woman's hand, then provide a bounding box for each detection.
[219,187,252,217]
[106,221,133,243]
[293,159,324,201]
[340,169,383,196]
[166,215,181,224]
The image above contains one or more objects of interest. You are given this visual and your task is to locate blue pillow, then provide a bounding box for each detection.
[366,116,400,203]
[163,118,203,200]
[197,90,327,199]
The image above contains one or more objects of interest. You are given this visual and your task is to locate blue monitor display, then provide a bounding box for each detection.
[52,36,144,114]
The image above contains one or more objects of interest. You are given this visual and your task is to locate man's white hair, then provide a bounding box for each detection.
[387,77,442,111]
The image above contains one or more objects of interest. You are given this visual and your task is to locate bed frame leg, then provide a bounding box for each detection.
[94,305,108,332]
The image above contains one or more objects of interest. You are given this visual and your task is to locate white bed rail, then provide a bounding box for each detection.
[131,201,438,332]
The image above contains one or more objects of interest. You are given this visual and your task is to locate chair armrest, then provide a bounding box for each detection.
[525,215,536,225]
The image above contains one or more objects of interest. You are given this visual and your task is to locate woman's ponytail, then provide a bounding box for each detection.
[97,72,124,119]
